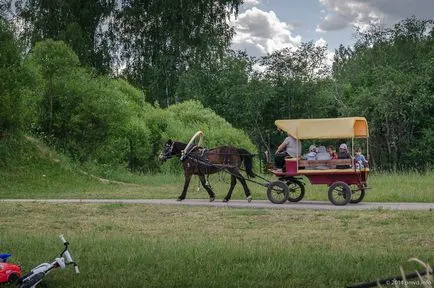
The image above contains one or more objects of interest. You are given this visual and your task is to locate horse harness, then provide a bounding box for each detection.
[181,144,267,187]
[182,145,237,169]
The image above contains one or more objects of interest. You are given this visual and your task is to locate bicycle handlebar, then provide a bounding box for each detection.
[58,235,80,274]
[59,234,67,244]
[63,250,74,264]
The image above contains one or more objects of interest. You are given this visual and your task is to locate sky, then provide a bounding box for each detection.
[229,0,434,58]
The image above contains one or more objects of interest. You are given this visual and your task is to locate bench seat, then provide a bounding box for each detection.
[297,168,369,174]
[297,159,353,169]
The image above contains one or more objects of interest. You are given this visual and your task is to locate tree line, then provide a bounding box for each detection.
[1,1,433,171]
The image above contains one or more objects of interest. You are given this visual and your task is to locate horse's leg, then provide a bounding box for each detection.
[198,174,215,202]
[178,173,192,201]
[223,175,237,203]
[230,169,252,202]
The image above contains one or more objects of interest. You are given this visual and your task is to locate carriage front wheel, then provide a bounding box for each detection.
[267,181,289,204]
[328,181,351,206]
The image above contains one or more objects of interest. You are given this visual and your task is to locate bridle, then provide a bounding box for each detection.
[160,141,175,161]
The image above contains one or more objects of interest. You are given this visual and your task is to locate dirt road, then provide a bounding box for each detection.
[1,199,434,211]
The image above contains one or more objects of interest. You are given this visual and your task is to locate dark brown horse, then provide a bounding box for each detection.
[159,140,255,202]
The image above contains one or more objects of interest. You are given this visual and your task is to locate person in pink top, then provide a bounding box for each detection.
[327,145,338,159]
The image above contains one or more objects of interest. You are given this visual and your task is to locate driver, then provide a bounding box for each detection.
[274,130,301,169]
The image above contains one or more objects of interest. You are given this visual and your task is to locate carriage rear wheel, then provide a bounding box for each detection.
[328,181,351,206]
[286,179,305,202]
[350,185,366,204]
[267,181,289,204]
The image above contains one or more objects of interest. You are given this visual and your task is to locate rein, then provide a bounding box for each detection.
[186,147,258,157]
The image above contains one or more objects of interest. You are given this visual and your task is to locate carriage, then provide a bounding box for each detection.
[266,117,370,206]
[160,117,370,205]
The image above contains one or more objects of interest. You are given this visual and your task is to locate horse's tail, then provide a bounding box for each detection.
[238,148,255,178]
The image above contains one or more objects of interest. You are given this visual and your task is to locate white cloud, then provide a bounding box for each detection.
[314,38,327,48]
[243,0,261,6]
[317,0,381,32]
[317,0,434,32]
[230,7,302,57]
[315,38,334,68]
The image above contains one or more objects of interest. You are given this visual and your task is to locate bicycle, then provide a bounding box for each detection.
[17,235,79,288]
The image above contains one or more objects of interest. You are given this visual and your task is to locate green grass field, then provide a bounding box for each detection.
[1,203,433,288]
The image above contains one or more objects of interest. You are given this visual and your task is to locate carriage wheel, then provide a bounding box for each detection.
[350,185,366,204]
[328,181,351,206]
[286,179,305,202]
[267,181,289,204]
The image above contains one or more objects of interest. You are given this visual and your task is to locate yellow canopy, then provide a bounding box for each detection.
[275,117,369,139]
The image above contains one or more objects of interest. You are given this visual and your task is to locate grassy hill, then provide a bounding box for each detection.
[0,134,258,200]
[0,134,122,198]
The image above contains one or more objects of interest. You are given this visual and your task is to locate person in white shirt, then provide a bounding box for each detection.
[274,133,301,169]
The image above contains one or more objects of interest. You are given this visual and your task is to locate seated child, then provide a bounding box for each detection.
[354,147,368,169]
[336,143,351,169]
[327,145,338,159]
[303,145,317,160]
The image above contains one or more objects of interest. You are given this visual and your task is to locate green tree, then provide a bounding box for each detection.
[112,0,242,106]
[0,18,31,134]
[260,41,331,120]
[27,40,80,138]
[175,51,274,149]
[14,0,115,73]
[330,17,434,170]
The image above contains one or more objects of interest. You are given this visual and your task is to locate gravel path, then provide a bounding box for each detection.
[1,199,434,211]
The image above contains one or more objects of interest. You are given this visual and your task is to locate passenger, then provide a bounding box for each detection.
[302,145,317,169]
[316,146,331,160]
[327,145,338,159]
[315,145,331,169]
[354,147,368,169]
[336,143,351,169]
[303,145,317,160]
[274,131,301,169]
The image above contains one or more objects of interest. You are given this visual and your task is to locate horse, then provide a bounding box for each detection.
[159,140,255,202]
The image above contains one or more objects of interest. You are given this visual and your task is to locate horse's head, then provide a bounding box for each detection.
[159,140,187,162]
[159,140,174,162]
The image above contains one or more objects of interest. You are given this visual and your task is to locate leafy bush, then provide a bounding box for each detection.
[26,41,145,169]
[151,100,257,173]
[25,40,255,174]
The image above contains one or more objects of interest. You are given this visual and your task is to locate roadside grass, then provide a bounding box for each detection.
[1,134,433,202]
[1,203,433,287]
[302,170,434,203]
[2,163,434,203]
